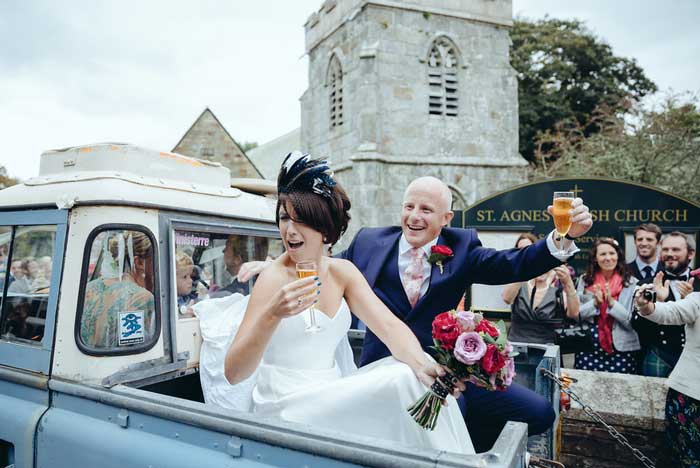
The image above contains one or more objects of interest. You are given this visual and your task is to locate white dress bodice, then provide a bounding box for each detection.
[262,299,351,370]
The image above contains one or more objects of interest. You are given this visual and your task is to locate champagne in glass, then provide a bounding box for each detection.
[296,261,321,333]
[552,192,574,236]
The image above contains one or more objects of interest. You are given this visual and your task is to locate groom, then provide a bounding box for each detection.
[337,176,591,453]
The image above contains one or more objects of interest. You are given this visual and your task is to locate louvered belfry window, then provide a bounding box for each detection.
[428,38,459,117]
[329,56,343,128]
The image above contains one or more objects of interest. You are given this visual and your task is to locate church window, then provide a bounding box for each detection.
[200,147,215,158]
[328,56,343,128]
[427,37,459,117]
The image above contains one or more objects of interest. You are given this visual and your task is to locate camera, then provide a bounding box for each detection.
[642,290,656,303]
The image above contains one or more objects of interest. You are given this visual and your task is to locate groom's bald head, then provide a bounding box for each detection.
[404,177,452,212]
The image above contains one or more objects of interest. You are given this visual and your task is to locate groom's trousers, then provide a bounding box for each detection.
[457,382,555,453]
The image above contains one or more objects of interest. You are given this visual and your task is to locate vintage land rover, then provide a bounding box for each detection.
[0,144,559,468]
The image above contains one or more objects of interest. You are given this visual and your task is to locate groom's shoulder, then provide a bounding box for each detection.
[441,226,478,243]
[351,226,402,244]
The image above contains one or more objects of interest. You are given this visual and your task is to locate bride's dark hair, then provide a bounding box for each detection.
[276,152,351,247]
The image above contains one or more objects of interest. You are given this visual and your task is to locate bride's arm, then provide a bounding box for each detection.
[224,263,319,385]
[338,260,446,387]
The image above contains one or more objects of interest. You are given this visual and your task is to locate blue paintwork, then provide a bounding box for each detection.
[37,391,366,468]
[0,209,68,374]
[0,376,48,468]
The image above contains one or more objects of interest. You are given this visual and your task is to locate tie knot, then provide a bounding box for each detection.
[410,247,424,259]
[642,265,653,276]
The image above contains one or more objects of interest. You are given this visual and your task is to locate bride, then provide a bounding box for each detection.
[224,152,474,454]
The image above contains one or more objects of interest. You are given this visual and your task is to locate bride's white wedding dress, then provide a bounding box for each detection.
[252,298,474,455]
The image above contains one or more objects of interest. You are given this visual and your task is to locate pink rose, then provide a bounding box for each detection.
[456,310,476,331]
[501,357,515,386]
[454,332,487,365]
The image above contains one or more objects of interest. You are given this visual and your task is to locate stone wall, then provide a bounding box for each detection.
[301,0,528,241]
[559,369,672,468]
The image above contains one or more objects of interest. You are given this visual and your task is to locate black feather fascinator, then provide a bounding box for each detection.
[277,151,336,198]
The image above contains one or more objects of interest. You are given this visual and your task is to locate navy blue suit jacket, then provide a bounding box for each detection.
[339,226,562,366]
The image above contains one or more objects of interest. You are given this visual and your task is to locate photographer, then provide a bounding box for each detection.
[632,232,698,377]
[635,283,700,467]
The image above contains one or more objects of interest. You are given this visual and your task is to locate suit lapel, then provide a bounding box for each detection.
[364,231,402,288]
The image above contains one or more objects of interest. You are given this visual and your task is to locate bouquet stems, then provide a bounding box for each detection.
[407,369,461,430]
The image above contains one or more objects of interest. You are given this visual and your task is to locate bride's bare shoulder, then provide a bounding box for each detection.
[327,257,363,281]
[254,257,289,291]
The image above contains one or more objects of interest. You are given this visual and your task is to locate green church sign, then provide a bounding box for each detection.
[452,178,700,311]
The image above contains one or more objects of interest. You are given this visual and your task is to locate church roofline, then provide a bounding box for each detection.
[172,107,264,179]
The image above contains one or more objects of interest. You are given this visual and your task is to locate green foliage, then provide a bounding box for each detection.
[532,93,700,205]
[510,17,657,162]
[239,141,258,153]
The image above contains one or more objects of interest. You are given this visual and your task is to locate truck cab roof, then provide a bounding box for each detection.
[0,143,276,220]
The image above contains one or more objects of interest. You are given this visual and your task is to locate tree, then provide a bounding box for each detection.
[0,166,18,189]
[510,17,658,162]
[240,141,258,153]
[532,93,700,204]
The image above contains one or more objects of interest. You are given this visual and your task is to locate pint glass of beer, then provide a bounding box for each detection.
[296,261,321,332]
[552,192,574,237]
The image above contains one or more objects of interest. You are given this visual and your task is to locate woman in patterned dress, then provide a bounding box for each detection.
[81,231,155,348]
[574,238,641,373]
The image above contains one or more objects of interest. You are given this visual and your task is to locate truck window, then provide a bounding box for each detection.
[77,228,159,354]
[173,230,283,317]
[0,225,57,346]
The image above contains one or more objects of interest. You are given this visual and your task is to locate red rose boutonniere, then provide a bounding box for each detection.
[428,245,453,274]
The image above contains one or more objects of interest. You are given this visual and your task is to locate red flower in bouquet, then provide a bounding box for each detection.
[408,310,518,430]
[475,319,500,338]
[481,344,507,374]
[428,245,453,274]
[431,311,460,350]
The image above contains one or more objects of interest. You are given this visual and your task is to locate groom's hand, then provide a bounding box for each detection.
[417,363,466,404]
[546,197,592,239]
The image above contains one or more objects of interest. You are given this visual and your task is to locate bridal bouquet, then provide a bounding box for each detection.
[408,310,516,430]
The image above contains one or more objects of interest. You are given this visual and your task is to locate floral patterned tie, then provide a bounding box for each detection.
[403,247,425,307]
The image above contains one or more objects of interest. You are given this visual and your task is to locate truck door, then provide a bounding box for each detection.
[0,209,68,468]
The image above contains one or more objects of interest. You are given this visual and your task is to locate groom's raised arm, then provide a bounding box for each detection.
[461,196,592,285]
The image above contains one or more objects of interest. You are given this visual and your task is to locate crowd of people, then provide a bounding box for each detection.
[503,223,698,466]
[504,223,697,378]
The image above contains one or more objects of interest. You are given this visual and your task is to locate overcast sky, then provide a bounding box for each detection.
[1,0,698,180]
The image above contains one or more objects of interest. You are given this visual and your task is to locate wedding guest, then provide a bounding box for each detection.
[80,231,155,348]
[635,285,700,467]
[176,251,196,317]
[574,238,640,374]
[503,234,580,344]
[633,231,696,376]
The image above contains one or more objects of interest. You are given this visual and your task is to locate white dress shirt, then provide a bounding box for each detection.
[669,267,691,300]
[635,257,660,277]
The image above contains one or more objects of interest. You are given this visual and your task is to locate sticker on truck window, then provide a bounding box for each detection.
[118,311,145,346]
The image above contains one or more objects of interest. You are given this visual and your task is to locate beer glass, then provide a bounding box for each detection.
[296,261,321,332]
[553,191,574,254]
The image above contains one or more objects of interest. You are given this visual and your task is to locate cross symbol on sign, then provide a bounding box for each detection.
[569,184,583,199]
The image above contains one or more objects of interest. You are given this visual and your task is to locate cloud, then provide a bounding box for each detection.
[1,0,697,180]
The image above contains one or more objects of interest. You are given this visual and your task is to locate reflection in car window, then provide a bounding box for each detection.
[174,230,283,317]
[0,225,57,346]
[78,229,158,352]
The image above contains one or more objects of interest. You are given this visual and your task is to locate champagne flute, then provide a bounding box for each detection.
[552,191,574,255]
[296,261,321,333]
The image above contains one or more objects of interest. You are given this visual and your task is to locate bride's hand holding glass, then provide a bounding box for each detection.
[266,276,320,320]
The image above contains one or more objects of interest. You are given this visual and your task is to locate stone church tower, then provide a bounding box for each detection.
[300,0,527,240]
